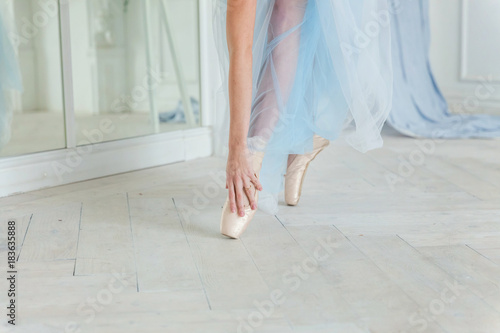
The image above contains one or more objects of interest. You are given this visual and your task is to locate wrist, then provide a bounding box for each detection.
[229,138,247,151]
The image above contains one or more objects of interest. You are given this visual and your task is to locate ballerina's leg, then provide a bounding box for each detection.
[248,0,308,149]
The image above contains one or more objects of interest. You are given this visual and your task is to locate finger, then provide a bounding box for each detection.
[243,179,257,210]
[250,173,263,191]
[234,179,246,217]
[228,181,236,213]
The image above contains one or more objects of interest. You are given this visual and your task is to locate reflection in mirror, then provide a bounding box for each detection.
[0,0,65,157]
[70,0,201,146]
[0,0,201,158]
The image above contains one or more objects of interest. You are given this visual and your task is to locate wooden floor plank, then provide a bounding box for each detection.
[128,195,203,292]
[348,234,500,332]
[415,244,500,312]
[18,203,81,262]
[0,214,32,261]
[242,215,365,328]
[284,225,446,332]
[173,197,271,311]
[471,247,500,265]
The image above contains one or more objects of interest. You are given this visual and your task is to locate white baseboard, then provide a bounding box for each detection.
[0,126,213,197]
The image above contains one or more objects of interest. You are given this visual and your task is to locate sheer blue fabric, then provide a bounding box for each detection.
[0,9,23,150]
[213,0,394,214]
[388,0,500,138]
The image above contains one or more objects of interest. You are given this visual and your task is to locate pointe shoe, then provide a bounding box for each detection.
[220,150,265,239]
[284,134,329,206]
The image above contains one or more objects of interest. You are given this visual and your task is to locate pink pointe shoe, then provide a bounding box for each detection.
[220,151,265,239]
[284,134,329,206]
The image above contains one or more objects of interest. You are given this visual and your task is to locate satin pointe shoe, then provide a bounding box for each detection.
[285,134,329,206]
[220,150,265,239]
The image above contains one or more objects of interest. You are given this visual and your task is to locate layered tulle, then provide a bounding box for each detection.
[0,6,23,150]
[213,0,393,214]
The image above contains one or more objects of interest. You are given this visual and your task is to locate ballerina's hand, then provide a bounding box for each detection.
[225,148,263,217]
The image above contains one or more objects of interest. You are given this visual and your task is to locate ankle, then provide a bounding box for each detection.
[287,154,297,168]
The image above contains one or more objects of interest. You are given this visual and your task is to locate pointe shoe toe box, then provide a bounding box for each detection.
[220,151,265,239]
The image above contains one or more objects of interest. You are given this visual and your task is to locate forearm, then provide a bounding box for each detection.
[228,51,252,150]
[226,0,257,151]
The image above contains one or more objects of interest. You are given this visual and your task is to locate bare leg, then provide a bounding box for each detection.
[248,0,308,143]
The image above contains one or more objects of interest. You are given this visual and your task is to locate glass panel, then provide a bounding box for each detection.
[69,0,200,146]
[0,0,66,157]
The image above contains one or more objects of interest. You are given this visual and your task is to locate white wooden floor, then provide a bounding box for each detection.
[1,129,500,333]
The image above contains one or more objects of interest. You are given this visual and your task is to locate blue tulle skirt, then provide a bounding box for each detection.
[213,0,394,214]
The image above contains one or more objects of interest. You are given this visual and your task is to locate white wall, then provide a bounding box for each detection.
[429,0,500,115]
